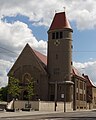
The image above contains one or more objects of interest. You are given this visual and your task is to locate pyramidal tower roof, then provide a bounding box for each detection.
[49,12,72,31]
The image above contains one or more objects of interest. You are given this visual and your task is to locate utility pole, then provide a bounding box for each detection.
[54,81,57,111]
[64,82,66,112]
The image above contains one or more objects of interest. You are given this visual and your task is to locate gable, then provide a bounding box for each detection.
[83,75,96,88]
[8,44,47,76]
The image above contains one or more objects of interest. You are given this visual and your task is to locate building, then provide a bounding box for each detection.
[7,11,96,111]
[83,74,96,109]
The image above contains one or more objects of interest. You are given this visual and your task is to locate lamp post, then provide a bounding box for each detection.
[54,81,57,111]
[64,81,66,112]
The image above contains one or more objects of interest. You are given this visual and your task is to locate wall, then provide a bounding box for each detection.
[14,100,73,112]
[14,101,39,110]
[92,87,96,109]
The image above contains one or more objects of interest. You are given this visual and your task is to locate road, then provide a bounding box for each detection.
[1,110,96,120]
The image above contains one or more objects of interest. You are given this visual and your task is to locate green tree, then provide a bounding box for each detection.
[26,77,34,108]
[8,74,21,110]
[0,86,8,101]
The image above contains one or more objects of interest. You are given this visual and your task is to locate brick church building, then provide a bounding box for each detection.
[8,11,96,111]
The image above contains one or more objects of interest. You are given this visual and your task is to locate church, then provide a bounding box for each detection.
[7,11,96,111]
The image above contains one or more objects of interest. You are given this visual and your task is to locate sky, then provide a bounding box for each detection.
[0,0,96,87]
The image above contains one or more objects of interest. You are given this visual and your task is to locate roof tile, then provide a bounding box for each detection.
[34,50,47,65]
[49,12,72,31]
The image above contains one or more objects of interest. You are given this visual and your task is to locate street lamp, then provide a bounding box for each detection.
[54,81,57,111]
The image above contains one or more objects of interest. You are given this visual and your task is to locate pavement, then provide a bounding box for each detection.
[0,109,94,118]
[0,110,60,118]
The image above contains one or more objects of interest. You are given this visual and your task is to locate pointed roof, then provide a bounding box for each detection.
[83,75,96,87]
[49,12,72,31]
[21,44,47,70]
[72,67,96,86]
[34,50,47,65]
[8,44,47,76]
[72,66,86,80]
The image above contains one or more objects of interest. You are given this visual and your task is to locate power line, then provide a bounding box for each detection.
[0,46,17,54]
[1,46,96,54]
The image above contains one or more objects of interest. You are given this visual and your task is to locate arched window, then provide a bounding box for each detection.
[23,73,31,84]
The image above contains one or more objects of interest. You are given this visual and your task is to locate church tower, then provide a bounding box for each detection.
[47,12,73,104]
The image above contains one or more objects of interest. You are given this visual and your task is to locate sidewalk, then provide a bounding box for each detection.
[0,111,60,118]
[0,109,94,118]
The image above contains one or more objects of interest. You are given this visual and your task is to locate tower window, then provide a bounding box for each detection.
[56,32,59,39]
[71,45,73,49]
[56,54,58,59]
[52,33,55,39]
[52,31,63,39]
[60,32,63,39]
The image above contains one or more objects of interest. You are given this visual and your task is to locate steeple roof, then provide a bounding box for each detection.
[49,12,72,31]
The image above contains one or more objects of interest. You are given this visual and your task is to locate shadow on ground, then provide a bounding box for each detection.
[43,117,96,120]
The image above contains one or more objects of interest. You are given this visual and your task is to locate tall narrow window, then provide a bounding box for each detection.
[56,54,58,59]
[52,33,55,39]
[60,32,63,39]
[56,32,59,39]
[71,45,73,49]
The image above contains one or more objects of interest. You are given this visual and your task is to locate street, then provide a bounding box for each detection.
[1,110,96,120]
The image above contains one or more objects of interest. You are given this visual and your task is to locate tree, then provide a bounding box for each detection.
[0,86,8,101]
[8,74,21,110]
[26,77,34,108]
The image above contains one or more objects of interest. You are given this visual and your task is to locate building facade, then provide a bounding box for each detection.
[7,11,96,111]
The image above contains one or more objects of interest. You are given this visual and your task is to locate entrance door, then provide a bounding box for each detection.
[23,90,28,100]
[50,95,54,101]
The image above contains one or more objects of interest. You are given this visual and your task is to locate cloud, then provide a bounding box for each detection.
[0,0,96,87]
[73,61,96,85]
[0,59,13,87]
[0,20,47,58]
[0,0,96,30]
[0,20,47,87]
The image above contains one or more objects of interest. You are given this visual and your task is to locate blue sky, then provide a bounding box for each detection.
[3,15,96,62]
[3,15,48,41]
[72,23,96,62]
[0,0,96,87]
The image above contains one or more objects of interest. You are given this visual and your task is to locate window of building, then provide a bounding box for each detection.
[80,94,83,101]
[84,82,86,90]
[84,94,86,101]
[52,32,55,39]
[52,31,63,39]
[56,32,59,39]
[23,73,31,84]
[76,81,78,88]
[50,95,54,101]
[37,79,39,84]
[94,97,96,104]
[76,93,78,100]
[80,81,83,89]
[60,31,63,39]
[71,45,73,49]
[56,54,58,59]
